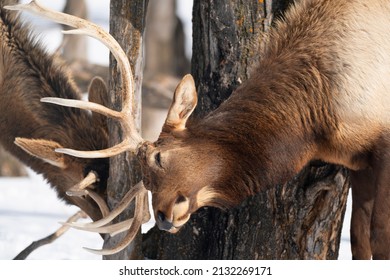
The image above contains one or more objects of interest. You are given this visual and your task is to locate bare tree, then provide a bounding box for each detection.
[102,0,148,260]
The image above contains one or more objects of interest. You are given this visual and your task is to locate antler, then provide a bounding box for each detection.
[63,181,150,255]
[5,0,143,158]
[5,1,149,255]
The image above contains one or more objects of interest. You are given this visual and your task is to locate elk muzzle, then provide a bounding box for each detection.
[153,193,192,233]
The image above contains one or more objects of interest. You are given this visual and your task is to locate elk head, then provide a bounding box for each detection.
[137,75,245,233]
[138,75,216,232]
[10,76,111,222]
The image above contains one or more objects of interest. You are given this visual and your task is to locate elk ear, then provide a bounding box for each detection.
[164,74,197,131]
[14,138,67,169]
[88,76,109,128]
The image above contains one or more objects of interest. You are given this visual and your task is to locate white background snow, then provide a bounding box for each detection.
[0,0,352,260]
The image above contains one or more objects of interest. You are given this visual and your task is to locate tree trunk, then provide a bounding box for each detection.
[142,0,350,260]
[61,0,88,63]
[103,0,147,260]
[141,0,190,141]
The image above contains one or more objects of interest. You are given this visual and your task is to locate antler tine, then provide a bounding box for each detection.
[64,171,109,217]
[83,191,146,255]
[63,188,149,238]
[67,171,98,192]
[142,189,151,223]
[54,139,140,159]
[60,218,133,236]
[64,181,146,229]
[40,98,122,120]
[86,190,110,218]
[5,0,144,158]
[63,191,150,236]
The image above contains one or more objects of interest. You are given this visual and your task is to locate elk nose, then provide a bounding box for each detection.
[156,211,173,231]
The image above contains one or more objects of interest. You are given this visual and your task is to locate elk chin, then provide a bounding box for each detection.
[168,227,180,234]
[167,187,218,233]
[168,214,191,234]
[168,197,192,232]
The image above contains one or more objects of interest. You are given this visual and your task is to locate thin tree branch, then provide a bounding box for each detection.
[13,211,87,260]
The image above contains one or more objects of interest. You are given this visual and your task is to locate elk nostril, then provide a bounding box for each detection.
[157,211,166,223]
[156,211,174,231]
[176,195,187,204]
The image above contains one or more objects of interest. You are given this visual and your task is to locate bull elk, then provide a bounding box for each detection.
[2,0,390,259]
[0,1,112,221]
[0,0,149,247]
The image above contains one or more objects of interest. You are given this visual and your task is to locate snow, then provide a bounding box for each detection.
[0,0,352,260]
[0,172,102,260]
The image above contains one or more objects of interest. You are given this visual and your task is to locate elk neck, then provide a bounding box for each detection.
[188,45,337,196]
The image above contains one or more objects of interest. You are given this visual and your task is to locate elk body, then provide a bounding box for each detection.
[3,0,390,260]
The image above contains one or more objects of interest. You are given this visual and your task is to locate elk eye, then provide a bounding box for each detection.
[155,152,163,168]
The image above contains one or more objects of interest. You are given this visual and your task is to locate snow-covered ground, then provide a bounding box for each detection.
[0,172,102,260]
[0,0,352,260]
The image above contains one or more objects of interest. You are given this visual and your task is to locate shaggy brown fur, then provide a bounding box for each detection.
[0,2,108,221]
[139,0,390,259]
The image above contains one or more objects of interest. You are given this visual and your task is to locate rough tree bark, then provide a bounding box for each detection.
[103,0,148,260]
[142,0,350,259]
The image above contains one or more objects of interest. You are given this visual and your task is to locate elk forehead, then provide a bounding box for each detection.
[140,138,225,191]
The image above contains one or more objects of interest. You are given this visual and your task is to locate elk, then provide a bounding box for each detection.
[3,0,390,260]
[0,0,149,243]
